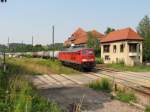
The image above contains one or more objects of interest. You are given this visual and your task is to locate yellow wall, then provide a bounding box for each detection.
[101,40,143,66]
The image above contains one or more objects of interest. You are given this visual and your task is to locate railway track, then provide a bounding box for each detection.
[99,67,150,79]
[31,73,91,89]
[88,66,150,95]
[97,64,150,79]
[99,68,150,88]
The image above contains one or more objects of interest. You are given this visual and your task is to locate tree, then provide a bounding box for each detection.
[137,15,150,61]
[1,0,7,3]
[87,32,101,56]
[48,43,63,50]
[104,27,115,35]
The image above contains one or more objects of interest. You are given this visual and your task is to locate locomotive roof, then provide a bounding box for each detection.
[62,47,92,52]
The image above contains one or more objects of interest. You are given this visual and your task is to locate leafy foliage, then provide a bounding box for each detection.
[137,15,150,61]
[0,43,63,53]
[104,27,115,35]
[145,105,150,112]
[95,57,104,64]
[0,44,7,52]
[87,32,101,56]
[48,43,64,51]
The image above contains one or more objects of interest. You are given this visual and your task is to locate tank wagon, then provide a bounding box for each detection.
[32,51,59,58]
[58,48,95,70]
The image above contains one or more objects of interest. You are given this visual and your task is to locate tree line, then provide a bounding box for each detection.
[0,43,63,53]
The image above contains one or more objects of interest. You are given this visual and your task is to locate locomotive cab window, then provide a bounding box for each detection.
[82,50,86,55]
[88,50,94,55]
[82,50,94,55]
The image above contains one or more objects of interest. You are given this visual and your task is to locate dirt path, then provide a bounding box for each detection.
[30,74,143,112]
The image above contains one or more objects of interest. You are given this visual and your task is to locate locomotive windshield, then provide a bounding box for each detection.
[88,50,94,55]
[82,49,94,55]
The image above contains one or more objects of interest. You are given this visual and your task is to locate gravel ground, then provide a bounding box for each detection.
[38,86,143,112]
[93,100,142,112]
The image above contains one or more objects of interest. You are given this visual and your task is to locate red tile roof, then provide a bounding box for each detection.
[72,28,88,44]
[89,30,104,40]
[64,28,104,46]
[101,27,143,43]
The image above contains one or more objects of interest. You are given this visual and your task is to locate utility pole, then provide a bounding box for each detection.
[22,41,23,52]
[8,37,10,52]
[32,36,34,51]
[52,25,55,60]
[3,51,6,72]
[32,36,34,46]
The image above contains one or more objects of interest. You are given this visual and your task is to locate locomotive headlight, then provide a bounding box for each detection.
[82,58,94,62]
[82,59,88,62]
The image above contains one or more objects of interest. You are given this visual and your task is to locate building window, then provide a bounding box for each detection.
[113,45,117,53]
[129,43,137,53]
[120,44,124,52]
[103,45,110,53]
[105,55,110,60]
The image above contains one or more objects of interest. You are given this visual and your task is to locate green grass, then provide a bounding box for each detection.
[10,76,61,112]
[0,70,62,112]
[34,58,80,75]
[7,57,80,75]
[115,90,136,103]
[0,57,79,111]
[89,78,112,92]
[106,63,150,72]
[0,57,80,111]
[145,105,150,112]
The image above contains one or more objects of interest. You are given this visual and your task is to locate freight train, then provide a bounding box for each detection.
[7,47,96,70]
[7,51,59,58]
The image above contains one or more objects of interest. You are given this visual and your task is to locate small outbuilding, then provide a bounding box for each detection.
[101,27,143,66]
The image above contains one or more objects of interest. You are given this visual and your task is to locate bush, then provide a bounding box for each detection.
[115,90,136,103]
[95,58,104,64]
[94,49,101,57]
[89,78,112,92]
[145,105,150,112]
[0,70,7,89]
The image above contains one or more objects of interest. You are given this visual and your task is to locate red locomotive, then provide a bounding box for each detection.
[58,47,95,70]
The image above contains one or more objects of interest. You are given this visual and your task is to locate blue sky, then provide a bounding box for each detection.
[0,0,150,45]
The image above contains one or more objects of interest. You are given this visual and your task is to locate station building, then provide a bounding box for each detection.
[101,28,143,66]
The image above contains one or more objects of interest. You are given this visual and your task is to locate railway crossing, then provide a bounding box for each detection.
[31,68,150,95]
